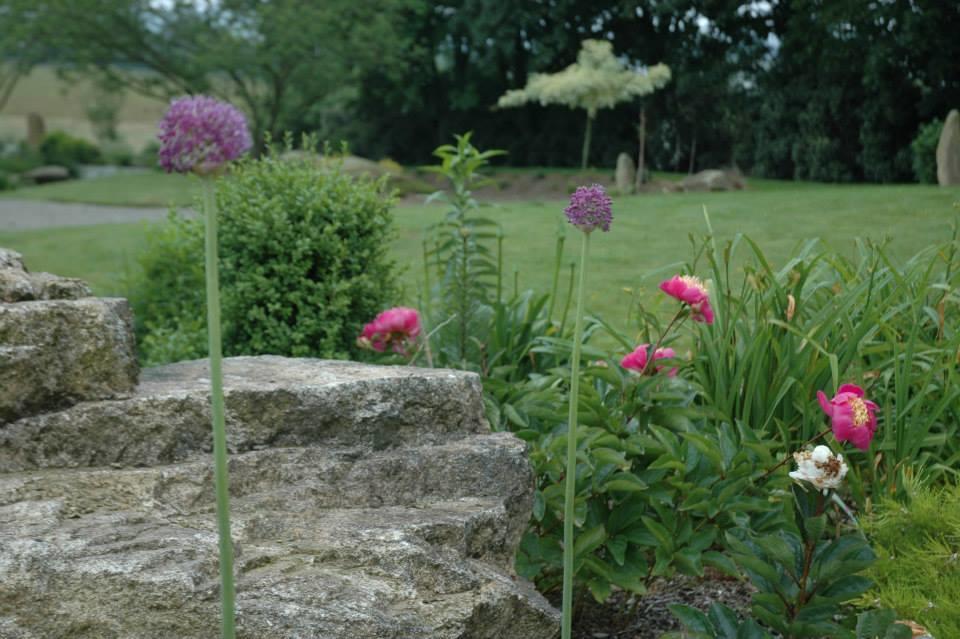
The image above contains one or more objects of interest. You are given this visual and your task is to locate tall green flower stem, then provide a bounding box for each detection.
[561,230,590,639]
[202,177,237,639]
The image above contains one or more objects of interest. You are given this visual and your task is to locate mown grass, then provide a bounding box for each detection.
[2,181,957,327]
[0,172,199,207]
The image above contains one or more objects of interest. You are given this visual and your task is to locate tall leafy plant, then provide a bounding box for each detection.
[688,214,960,501]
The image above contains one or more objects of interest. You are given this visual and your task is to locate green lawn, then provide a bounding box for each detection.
[1,172,200,208]
[1,182,957,326]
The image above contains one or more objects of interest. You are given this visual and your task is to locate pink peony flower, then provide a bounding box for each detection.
[358,307,421,354]
[660,274,715,324]
[817,383,878,451]
[620,344,677,377]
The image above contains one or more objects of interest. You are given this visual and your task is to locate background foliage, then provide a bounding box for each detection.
[2,1,956,180]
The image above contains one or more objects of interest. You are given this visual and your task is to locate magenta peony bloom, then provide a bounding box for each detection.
[158,96,252,175]
[817,383,878,451]
[564,184,613,233]
[358,307,421,354]
[620,344,677,376]
[660,274,715,324]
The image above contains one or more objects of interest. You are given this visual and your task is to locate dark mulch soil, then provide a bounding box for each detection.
[564,572,755,639]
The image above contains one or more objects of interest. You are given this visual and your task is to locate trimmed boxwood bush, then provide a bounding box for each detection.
[130,152,399,365]
[40,131,102,171]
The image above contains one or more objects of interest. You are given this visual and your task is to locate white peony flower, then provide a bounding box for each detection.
[789,445,848,492]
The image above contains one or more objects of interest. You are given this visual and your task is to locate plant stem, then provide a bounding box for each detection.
[560,262,576,336]
[639,309,686,376]
[547,225,565,322]
[202,178,236,639]
[562,231,591,639]
[580,112,594,170]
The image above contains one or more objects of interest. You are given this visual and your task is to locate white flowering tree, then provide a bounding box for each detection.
[497,39,671,169]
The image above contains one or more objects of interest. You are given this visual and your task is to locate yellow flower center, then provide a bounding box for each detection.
[679,275,707,295]
[849,396,869,427]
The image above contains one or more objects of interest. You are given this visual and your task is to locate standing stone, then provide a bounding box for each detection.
[615,152,636,194]
[25,113,45,150]
[936,109,960,186]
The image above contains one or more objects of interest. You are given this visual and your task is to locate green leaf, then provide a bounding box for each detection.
[603,472,648,492]
[587,577,612,603]
[736,619,771,639]
[856,609,896,639]
[641,516,674,553]
[668,604,713,634]
[707,602,740,639]
[607,536,628,566]
[817,575,874,602]
[532,490,545,521]
[574,524,607,559]
[703,550,740,578]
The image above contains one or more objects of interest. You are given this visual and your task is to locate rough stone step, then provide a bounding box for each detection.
[0,297,138,423]
[0,356,487,471]
[1,495,557,638]
[0,435,534,565]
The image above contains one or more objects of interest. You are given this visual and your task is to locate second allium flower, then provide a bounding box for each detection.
[564,184,613,234]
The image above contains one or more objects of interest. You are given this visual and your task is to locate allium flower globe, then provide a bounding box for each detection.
[158,96,252,175]
[789,445,848,492]
[660,274,715,324]
[358,307,421,354]
[564,184,613,233]
[817,383,878,451]
[620,344,677,377]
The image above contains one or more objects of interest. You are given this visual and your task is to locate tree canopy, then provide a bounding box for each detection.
[2,0,957,182]
[497,39,670,168]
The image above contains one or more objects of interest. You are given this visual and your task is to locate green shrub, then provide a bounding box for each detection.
[130,212,207,366]
[100,140,134,166]
[0,143,43,174]
[40,131,102,171]
[130,150,399,364]
[133,141,161,169]
[858,484,960,638]
[911,120,943,184]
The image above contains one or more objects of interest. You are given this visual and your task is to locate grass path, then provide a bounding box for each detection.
[1,182,957,326]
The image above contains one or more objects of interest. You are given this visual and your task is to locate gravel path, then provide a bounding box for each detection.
[0,199,194,231]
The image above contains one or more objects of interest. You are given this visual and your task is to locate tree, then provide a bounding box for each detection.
[5,0,423,152]
[0,3,43,113]
[497,39,670,169]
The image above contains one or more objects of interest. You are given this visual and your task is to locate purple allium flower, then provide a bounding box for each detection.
[158,96,252,175]
[564,184,613,233]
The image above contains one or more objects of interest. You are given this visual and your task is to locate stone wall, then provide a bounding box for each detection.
[0,251,559,638]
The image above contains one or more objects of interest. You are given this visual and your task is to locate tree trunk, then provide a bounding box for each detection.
[635,107,647,190]
[581,111,593,170]
[688,133,697,175]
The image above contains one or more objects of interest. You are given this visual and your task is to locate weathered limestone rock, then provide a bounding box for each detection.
[21,165,71,184]
[0,357,559,638]
[680,168,746,192]
[1,249,132,422]
[0,248,92,302]
[0,299,138,423]
[615,152,636,194]
[937,109,960,186]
